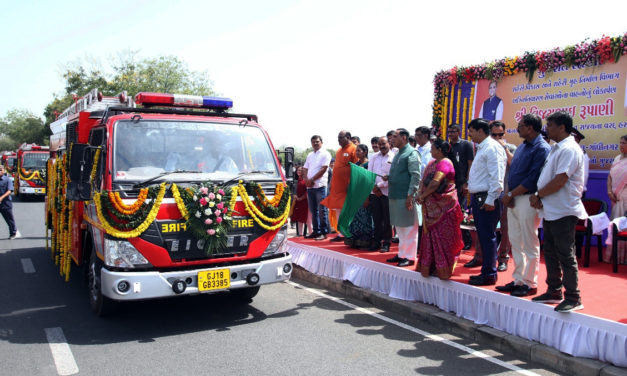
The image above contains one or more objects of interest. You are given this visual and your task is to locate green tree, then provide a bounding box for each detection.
[0,109,47,148]
[43,53,215,129]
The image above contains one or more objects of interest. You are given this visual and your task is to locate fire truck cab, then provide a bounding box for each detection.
[15,143,49,197]
[1,151,16,177]
[47,89,294,316]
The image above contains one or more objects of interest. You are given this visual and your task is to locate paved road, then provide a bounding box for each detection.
[0,199,560,375]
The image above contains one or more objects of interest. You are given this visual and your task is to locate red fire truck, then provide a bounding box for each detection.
[47,88,294,316]
[14,143,49,197]
[1,151,16,177]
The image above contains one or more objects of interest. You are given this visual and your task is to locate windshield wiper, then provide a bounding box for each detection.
[222,170,277,186]
[133,170,203,188]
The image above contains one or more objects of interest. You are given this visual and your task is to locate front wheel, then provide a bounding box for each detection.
[231,286,260,301]
[88,251,117,316]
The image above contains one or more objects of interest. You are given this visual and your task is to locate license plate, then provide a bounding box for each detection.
[36,188,45,194]
[197,268,230,292]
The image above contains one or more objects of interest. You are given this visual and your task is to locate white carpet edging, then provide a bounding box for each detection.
[288,241,627,367]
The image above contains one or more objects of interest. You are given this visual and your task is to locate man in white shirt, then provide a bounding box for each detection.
[303,135,332,240]
[414,126,433,245]
[467,118,506,286]
[414,126,433,174]
[530,111,587,313]
[367,136,395,252]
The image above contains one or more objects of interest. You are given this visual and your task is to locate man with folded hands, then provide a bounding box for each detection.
[497,114,550,297]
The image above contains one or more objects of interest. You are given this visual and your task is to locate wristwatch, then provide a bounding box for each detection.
[507,192,512,198]
[534,192,541,199]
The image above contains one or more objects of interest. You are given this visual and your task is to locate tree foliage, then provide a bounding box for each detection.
[0,109,47,150]
[43,52,215,128]
[1,52,215,150]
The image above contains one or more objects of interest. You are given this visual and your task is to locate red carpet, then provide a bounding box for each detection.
[291,235,627,323]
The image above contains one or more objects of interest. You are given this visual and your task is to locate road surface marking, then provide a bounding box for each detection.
[288,280,540,376]
[45,327,79,375]
[21,258,35,273]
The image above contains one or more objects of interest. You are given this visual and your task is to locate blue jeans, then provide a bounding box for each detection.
[307,187,328,235]
[471,194,502,278]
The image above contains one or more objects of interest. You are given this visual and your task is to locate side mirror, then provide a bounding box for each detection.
[66,143,95,201]
[283,147,294,181]
[11,159,17,169]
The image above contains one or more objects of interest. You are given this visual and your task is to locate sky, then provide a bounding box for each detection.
[1,0,626,150]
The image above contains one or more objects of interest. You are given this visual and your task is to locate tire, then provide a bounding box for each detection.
[87,251,117,316]
[231,286,260,301]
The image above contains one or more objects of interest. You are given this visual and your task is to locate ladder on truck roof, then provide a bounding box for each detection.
[49,89,133,135]
[49,89,133,152]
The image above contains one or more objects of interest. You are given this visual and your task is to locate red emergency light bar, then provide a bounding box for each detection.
[134,92,233,110]
[20,143,49,151]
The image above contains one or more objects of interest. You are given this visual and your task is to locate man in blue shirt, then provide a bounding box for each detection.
[497,114,550,296]
[0,165,18,239]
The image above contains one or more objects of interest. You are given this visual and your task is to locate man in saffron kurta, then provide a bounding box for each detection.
[321,130,358,242]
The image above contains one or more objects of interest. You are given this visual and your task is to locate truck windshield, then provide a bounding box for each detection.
[22,152,48,169]
[113,120,280,182]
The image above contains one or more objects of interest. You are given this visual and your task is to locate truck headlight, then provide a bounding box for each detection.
[104,239,151,268]
[262,227,287,257]
[19,180,30,187]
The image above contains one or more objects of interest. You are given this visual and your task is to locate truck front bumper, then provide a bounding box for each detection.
[19,187,46,195]
[100,254,292,301]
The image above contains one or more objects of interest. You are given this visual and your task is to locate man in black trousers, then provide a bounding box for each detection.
[0,165,18,239]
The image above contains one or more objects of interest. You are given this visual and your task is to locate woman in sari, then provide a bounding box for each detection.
[347,144,375,248]
[416,139,464,279]
[607,135,627,263]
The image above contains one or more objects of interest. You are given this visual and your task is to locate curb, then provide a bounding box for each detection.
[292,265,627,376]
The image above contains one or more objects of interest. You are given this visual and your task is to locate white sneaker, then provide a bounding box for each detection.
[9,230,20,240]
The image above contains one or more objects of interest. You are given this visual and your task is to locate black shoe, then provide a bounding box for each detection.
[463,243,472,250]
[397,259,414,267]
[391,237,399,243]
[314,234,327,241]
[554,299,584,313]
[468,275,497,286]
[330,236,345,242]
[463,259,482,268]
[386,255,401,263]
[495,281,517,292]
[531,291,563,304]
[497,261,508,272]
[304,232,319,239]
[380,243,390,253]
[511,285,537,297]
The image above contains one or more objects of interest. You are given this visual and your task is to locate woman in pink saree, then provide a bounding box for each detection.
[607,135,627,263]
[416,139,464,279]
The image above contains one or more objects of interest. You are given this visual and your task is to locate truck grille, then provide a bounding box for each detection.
[140,218,265,261]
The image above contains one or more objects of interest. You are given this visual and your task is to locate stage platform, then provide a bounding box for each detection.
[287,236,627,367]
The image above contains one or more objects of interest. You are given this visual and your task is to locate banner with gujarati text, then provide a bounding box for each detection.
[471,58,627,170]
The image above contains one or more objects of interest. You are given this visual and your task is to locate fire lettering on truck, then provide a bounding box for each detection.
[161,223,187,233]
[232,218,254,228]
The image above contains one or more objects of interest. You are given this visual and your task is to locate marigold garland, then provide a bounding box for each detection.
[89,148,101,183]
[19,167,44,181]
[255,182,284,206]
[109,188,149,215]
[171,183,189,220]
[93,182,167,239]
[456,86,462,125]
[234,182,290,231]
[462,97,468,134]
